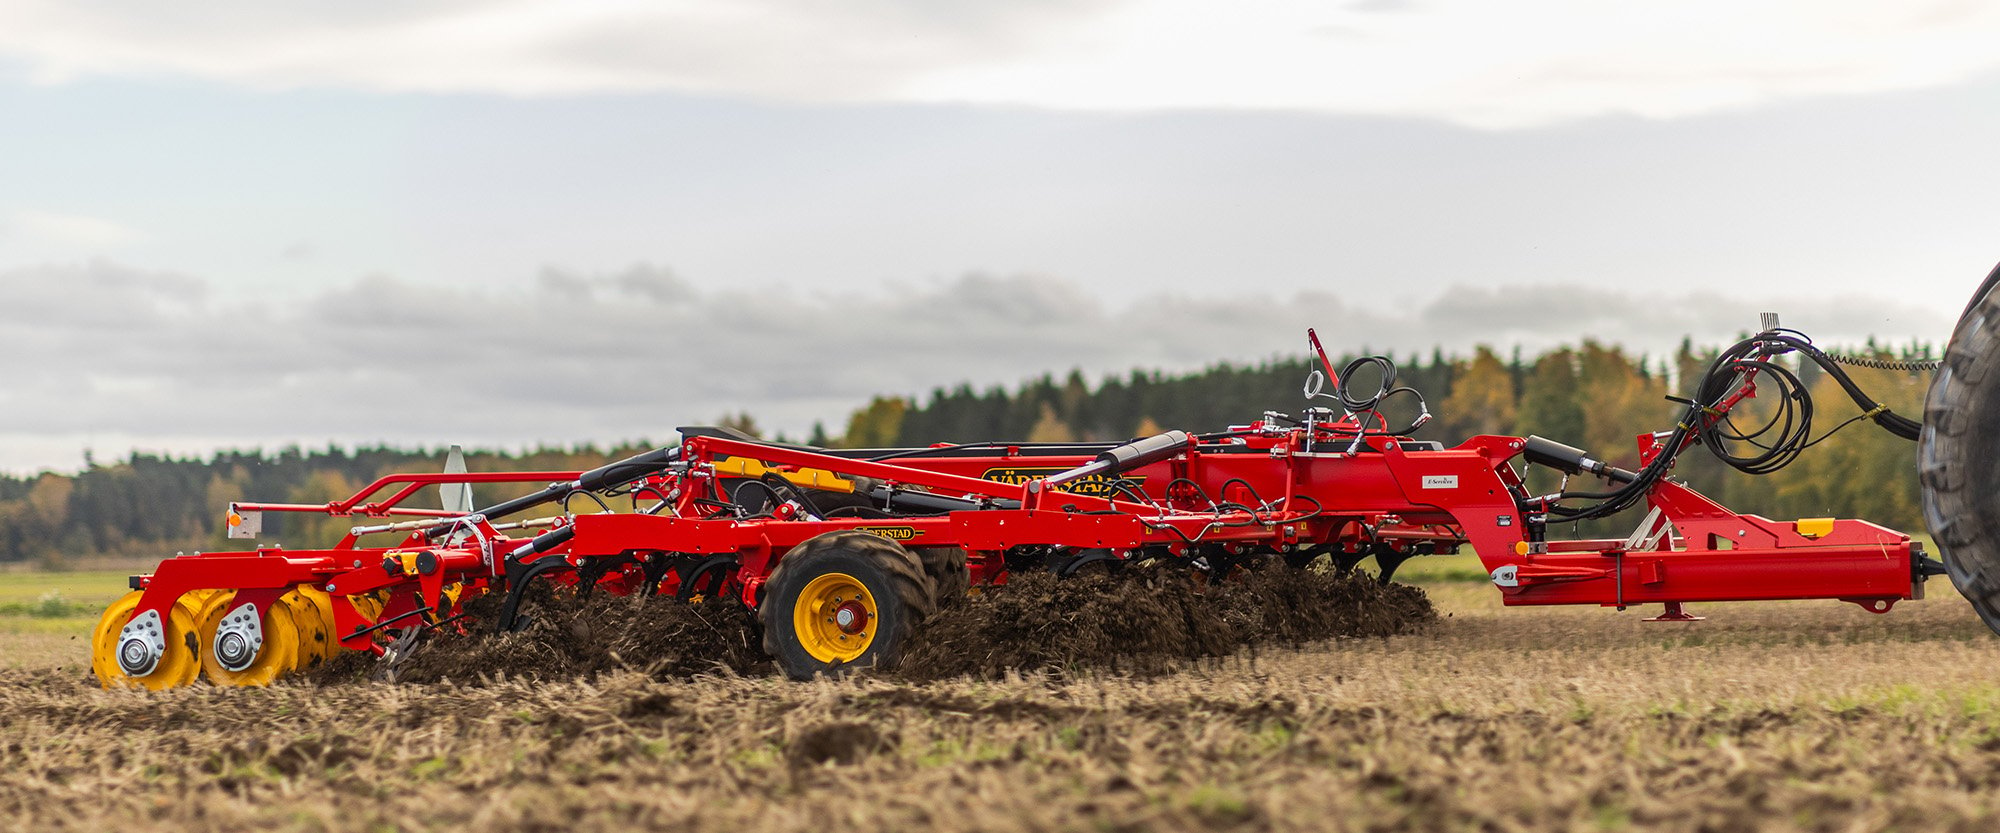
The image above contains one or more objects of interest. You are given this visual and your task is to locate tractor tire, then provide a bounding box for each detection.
[760,531,936,680]
[915,547,969,609]
[1922,261,2000,634]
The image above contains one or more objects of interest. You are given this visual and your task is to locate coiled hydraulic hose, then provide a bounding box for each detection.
[1546,328,1923,521]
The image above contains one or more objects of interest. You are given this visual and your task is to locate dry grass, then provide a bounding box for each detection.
[8,568,2000,832]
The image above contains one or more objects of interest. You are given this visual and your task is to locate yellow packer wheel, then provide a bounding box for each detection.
[197,593,305,687]
[187,588,232,629]
[91,590,204,690]
[349,591,384,621]
[292,586,339,662]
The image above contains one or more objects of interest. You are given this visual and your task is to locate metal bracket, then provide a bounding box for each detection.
[226,504,262,539]
[211,602,264,672]
[1622,506,1671,552]
[116,609,166,677]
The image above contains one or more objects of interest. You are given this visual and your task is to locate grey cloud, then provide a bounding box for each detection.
[0,260,1955,473]
[2,259,205,321]
[1416,285,1950,357]
[537,263,692,304]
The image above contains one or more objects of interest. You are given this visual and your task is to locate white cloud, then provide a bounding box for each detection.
[0,1,1996,128]
[1,209,147,247]
[0,259,1951,473]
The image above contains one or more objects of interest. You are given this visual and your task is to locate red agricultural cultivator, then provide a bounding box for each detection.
[91,265,2000,687]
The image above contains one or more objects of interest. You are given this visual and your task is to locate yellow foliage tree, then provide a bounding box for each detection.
[1439,347,1516,438]
[1028,403,1078,443]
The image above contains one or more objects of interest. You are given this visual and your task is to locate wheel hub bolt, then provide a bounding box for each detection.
[117,639,154,675]
[216,632,251,668]
[832,601,869,635]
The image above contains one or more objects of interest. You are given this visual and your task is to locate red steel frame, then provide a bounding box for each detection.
[122,406,1923,662]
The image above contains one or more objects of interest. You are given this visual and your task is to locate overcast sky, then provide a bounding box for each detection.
[0,1,1996,473]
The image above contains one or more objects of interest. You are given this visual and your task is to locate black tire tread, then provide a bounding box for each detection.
[1922,261,2000,633]
[914,547,970,609]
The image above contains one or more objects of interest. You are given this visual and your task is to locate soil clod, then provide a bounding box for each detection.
[788,721,892,767]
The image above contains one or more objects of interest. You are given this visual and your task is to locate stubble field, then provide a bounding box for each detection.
[6,559,2000,833]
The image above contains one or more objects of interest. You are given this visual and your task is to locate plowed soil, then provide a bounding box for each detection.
[17,574,2000,832]
[322,565,1434,685]
[900,566,1435,680]
[311,590,772,685]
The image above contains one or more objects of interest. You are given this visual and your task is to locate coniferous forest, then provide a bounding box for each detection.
[0,338,1936,566]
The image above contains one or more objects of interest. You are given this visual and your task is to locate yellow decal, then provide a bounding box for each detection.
[855,526,919,541]
[712,457,855,493]
[981,466,1145,499]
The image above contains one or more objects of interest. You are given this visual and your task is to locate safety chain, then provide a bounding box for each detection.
[1825,352,1943,372]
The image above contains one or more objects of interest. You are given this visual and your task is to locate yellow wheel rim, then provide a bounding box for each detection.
[91,590,203,690]
[197,593,303,687]
[792,572,877,664]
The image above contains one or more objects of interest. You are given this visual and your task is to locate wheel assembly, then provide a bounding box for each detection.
[1922,263,2000,630]
[91,590,204,690]
[197,592,306,687]
[760,531,935,680]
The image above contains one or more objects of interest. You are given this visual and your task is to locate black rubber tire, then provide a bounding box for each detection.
[1922,261,2000,635]
[759,531,935,681]
[914,547,970,609]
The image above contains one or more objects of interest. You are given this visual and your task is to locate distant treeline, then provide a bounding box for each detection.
[0,338,1936,566]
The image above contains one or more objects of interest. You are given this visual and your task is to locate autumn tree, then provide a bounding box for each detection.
[1438,347,1516,438]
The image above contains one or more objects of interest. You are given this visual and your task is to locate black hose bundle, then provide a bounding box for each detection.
[1546,328,1922,521]
[1325,356,1432,437]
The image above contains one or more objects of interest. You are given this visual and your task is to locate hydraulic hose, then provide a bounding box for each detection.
[426,446,682,539]
[1545,328,1924,521]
